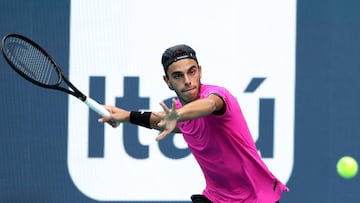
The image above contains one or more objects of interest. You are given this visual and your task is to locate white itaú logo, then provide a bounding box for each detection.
[67,0,296,201]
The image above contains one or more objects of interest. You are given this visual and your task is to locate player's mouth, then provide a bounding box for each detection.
[182,87,196,93]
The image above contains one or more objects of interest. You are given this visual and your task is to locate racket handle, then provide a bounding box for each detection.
[84,97,120,127]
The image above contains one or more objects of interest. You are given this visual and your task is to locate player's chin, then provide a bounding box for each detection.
[181,93,198,103]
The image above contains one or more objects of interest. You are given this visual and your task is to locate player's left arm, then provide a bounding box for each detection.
[154,94,225,141]
[177,94,225,120]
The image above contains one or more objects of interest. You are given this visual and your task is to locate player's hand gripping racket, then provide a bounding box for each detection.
[1,33,119,127]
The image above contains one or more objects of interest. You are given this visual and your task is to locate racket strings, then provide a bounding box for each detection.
[4,37,60,85]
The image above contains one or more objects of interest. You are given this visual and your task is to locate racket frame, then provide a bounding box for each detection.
[1,33,119,126]
[1,34,87,101]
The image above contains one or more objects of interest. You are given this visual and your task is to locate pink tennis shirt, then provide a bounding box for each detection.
[176,84,289,203]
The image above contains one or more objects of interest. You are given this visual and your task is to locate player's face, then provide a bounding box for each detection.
[164,59,202,104]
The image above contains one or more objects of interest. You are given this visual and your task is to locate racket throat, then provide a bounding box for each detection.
[79,95,87,101]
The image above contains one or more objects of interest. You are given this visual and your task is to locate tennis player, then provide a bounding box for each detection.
[99,44,289,202]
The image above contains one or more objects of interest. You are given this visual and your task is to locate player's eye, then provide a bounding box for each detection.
[172,73,183,79]
[188,67,197,75]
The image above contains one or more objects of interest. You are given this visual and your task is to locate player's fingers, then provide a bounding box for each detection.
[103,105,114,113]
[159,101,170,113]
[171,98,176,111]
[99,116,120,128]
[156,130,169,141]
[98,115,112,123]
[156,119,166,128]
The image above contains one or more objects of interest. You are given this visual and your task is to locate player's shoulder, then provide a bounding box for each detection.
[200,84,228,96]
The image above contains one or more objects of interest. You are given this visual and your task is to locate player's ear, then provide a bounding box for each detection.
[198,65,202,78]
[163,75,174,90]
[162,75,169,85]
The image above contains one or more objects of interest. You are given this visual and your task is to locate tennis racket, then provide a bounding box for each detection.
[1,33,119,127]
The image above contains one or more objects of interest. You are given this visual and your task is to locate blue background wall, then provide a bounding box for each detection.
[1,0,360,202]
[290,0,360,201]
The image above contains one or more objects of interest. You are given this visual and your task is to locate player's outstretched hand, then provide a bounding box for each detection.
[153,98,179,141]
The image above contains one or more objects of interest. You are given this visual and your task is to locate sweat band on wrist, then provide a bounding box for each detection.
[129,111,152,129]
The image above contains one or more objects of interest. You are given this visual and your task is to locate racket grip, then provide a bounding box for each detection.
[84,97,119,127]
